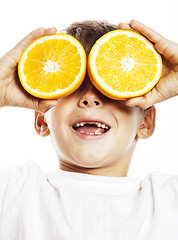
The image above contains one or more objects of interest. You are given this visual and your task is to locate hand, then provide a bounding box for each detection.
[0,27,58,113]
[118,20,178,109]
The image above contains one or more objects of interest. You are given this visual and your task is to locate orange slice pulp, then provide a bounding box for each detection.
[18,33,86,99]
[88,30,162,99]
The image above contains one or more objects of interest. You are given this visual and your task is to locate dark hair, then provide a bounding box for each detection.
[65,20,118,55]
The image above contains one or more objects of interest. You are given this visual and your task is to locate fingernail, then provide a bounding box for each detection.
[45,27,57,34]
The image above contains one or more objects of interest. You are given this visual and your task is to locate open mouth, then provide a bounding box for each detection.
[72,121,111,136]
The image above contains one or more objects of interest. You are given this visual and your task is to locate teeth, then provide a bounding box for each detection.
[74,122,109,129]
[98,123,109,129]
[95,132,101,135]
[80,132,102,135]
[95,129,102,135]
[76,122,85,127]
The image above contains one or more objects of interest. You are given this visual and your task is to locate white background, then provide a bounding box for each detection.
[0,0,177,178]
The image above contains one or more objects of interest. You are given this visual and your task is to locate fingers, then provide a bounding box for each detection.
[129,20,174,58]
[25,97,58,113]
[129,20,163,44]
[125,87,167,110]
[15,27,57,51]
[118,20,178,107]
[44,27,57,36]
[125,96,153,110]
[36,99,58,113]
[118,20,163,44]
[118,22,133,30]
[118,20,164,48]
[11,27,57,63]
[118,21,143,37]
[14,27,45,53]
[120,20,178,61]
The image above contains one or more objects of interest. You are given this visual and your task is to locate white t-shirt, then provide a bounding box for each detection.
[0,160,178,240]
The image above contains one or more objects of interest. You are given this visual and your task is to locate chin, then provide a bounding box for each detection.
[71,148,110,168]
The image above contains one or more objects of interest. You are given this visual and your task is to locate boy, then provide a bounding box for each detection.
[0,20,178,239]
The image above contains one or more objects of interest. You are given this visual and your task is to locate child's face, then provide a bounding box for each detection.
[42,73,146,175]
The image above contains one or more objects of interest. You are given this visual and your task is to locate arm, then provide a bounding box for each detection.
[118,20,178,109]
[0,27,58,112]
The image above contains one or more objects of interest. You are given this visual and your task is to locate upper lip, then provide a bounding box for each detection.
[71,117,111,129]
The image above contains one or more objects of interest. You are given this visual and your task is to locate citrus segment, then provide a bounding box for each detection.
[18,34,86,99]
[88,30,162,99]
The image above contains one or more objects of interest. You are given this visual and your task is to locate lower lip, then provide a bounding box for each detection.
[71,127,111,140]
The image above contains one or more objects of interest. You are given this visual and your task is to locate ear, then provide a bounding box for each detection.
[34,111,50,137]
[137,106,156,139]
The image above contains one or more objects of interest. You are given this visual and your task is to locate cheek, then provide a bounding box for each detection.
[45,106,62,132]
[46,98,73,129]
[45,109,70,161]
[45,104,69,144]
[114,111,141,149]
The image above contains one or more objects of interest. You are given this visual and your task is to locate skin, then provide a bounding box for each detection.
[35,74,156,177]
[0,20,177,176]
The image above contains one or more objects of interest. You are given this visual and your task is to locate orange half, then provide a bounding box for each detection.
[18,33,86,99]
[88,30,162,99]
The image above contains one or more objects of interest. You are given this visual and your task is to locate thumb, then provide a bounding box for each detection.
[36,99,59,113]
[8,28,45,64]
[125,90,156,109]
[22,97,58,113]
[125,96,151,109]
[125,87,166,109]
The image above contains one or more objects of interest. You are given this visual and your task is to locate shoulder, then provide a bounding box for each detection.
[141,171,178,200]
[0,160,48,215]
[142,171,178,186]
[0,160,45,183]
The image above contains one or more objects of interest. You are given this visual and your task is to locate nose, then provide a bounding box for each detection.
[78,79,104,108]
